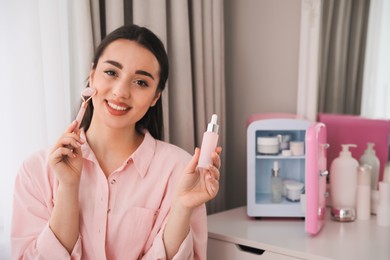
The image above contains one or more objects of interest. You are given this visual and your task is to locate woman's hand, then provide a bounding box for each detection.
[48,120,84,188]
[174,147,222,210]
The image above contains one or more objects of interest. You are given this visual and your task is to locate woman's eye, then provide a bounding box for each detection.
[104,70,117,77]
[134,80,149,87]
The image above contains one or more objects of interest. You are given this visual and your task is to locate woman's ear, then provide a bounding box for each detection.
[151,92,161,107]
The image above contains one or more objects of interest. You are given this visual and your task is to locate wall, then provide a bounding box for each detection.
[224,0,302,209]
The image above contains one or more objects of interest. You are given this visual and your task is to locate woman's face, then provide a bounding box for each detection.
[89,39,161,131]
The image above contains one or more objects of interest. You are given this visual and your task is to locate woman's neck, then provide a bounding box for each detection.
[85,121,144,176]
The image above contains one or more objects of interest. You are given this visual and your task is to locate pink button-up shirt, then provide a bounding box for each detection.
[12,131,207,260]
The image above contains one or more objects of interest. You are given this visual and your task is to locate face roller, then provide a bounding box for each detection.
[75,88,97,128]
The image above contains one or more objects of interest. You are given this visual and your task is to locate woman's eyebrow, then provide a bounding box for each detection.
[135,70,155,80]
[104,60,123,69]
[104,60,154,80]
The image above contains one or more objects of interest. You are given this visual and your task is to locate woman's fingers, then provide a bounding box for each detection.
[211,147,222,170]
[49,121,84,164]
[184,147,200,174]
[53,146,77,161]
[206,171,219,197]
[65,120,79,134]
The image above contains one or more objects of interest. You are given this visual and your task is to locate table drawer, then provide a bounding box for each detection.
[207,238,300,260]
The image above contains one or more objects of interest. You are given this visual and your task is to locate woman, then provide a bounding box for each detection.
[12,24,221,260]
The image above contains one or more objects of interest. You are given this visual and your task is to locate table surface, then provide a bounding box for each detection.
[207,206,390,260]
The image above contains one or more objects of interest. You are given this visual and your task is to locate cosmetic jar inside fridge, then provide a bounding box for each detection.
[246,114,328,235]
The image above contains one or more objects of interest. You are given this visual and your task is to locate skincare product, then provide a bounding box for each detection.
[330,144,359,221]
[383,162,390,183]
[270,161,283,203]
[284,180,304,202]
[198,114,219,168]
[356,164,371,220]
[277,134,291,150]
[290,141,305,156]
[376,182,390,227]
[257,136,279,155]
[359,142,380,191]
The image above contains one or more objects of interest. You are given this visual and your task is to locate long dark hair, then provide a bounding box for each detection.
[80,24,168,140]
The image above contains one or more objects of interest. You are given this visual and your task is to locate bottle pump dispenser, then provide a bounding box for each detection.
[330,144,359,221]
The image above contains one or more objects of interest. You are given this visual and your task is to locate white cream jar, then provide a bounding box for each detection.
[257,136,280,155]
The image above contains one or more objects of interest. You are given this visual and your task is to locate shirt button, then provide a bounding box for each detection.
[110,179,116,184]
[107,209,111,213]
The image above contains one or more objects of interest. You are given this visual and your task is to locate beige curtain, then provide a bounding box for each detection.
[318,0,370,114]
[116,0,226,214]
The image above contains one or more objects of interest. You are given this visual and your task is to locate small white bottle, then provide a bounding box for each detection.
[383,162,390,183]
[330,144,359,221]
[377,182,390,227]
[198,114,219,168]
[359,142,380,191]
[270,161,283,203]
[356,164,371,220]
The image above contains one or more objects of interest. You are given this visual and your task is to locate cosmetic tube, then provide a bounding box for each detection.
[377,182,390,227]
[198,114,219,168]
[383,162,390,183]
[357,165,371,220]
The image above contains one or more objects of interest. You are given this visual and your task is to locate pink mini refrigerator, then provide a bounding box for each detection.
[246,114,328,235]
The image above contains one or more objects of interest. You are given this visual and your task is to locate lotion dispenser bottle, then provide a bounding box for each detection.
[330,144,359,221]
[359,142,380,191]
[270,161,283,203]
[198,114,219,168]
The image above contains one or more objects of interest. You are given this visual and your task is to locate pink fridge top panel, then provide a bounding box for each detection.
[318,113,390,182]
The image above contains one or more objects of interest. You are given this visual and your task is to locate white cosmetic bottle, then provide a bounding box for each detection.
[356,164,371,220]
[359,142,380,190]
[330,144,359,221]
[377,182,390,227]
[198,114,219,168]
[270,161,283,203]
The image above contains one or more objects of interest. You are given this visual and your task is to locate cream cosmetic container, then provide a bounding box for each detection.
[290,141,305,156]
[257,136,279,155]
[283,180,305,202]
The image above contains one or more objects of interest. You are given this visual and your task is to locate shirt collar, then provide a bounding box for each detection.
[130,130,156,178]
[80,129,157,178]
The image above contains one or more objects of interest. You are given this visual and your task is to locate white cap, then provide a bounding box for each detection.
[206,114,219,133]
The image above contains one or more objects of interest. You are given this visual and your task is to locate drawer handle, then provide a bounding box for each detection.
[237,244,265,255]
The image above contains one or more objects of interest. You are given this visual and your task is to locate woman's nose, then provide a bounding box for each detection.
[112,79,130,98]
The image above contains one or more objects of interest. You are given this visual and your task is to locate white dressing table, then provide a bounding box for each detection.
[207,206,389,259]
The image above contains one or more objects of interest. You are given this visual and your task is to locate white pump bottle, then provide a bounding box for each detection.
[359,142,380,190]
[330,144,359,221]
